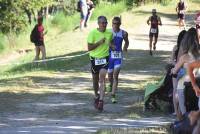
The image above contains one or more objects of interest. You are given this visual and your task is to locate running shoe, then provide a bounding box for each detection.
[97,100,104,112]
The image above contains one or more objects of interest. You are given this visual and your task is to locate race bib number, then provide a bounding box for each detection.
[95,58,106,65]
[179,10,184,14]
[150,28,157,33]
[111,51,122,59]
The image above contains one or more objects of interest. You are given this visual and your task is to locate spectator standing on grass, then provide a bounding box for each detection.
[84,0,95,27]
[79,0,88,31]
[31,17,47,61]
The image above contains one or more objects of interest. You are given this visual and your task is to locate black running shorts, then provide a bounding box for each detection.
[90,56,109,74]
[178,13,185,20]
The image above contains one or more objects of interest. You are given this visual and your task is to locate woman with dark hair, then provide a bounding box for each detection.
[172,27,200,119]
[187,12,200,98]
[171,30,187,64]
[171,30,186,120]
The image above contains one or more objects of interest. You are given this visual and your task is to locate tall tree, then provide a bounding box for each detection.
[0,0,54,33]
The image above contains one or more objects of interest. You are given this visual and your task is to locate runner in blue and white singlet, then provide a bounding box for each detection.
[107,16,129,103]
[109,29,124,70]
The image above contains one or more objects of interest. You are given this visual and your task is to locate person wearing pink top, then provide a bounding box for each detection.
[34,17,47,61]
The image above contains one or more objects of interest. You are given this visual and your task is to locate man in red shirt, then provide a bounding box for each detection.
[147,9,162,56]
[34,17,47,61]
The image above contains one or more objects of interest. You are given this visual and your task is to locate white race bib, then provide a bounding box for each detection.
[111,51,122,59]
[179,10,184,14]
[150,28,157,33]
[95,58,106,65]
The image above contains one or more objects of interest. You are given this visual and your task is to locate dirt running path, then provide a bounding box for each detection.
[0,12,195,134]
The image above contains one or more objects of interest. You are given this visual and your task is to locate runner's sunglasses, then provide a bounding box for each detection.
[99,21,108,24]
[112,22,121,25]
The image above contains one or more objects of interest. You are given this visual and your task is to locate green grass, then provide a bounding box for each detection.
[51,12,80,32]
[91,1,126,20]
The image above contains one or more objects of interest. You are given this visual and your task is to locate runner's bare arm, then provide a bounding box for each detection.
[88,38,105,51]
[123,31,129,52]
[176,3,178,12]
[171,54,187,74]
[188,61,200,95]
[109,39,115,51]
[44,30,48,35]
[158,17,162,26]
[147,17,150,25]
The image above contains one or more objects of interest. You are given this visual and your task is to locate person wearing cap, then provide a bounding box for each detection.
[87,16,114,112]
[147,9,162,56]
[176,0,187,29]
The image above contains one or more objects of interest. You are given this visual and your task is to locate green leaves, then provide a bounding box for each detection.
[0,0,54,33]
